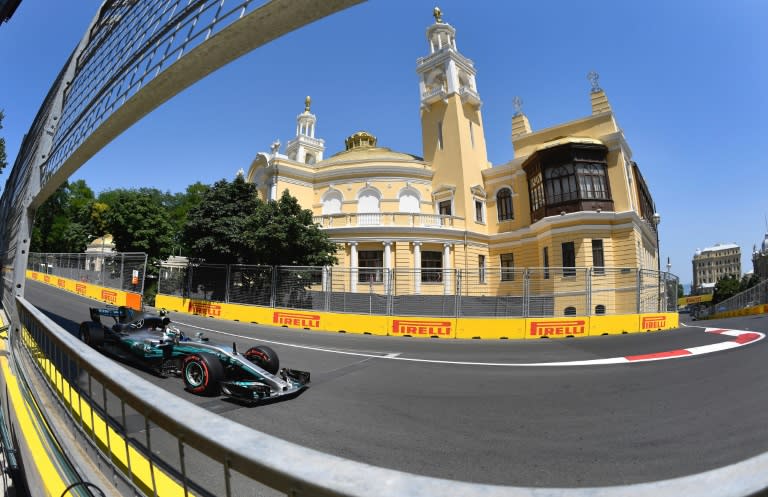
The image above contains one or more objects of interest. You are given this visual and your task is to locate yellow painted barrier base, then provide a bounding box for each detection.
[27,270,142,309]
[156,295,679,340]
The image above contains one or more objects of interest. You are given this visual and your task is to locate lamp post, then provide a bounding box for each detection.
[652,213,661,311]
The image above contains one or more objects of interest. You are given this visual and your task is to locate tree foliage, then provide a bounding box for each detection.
[182,177,337,265]
[31,180,95,252]
[712,275,741,304]
[101,188,176,263]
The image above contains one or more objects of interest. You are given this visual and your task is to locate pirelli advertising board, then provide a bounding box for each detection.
[156,294,678,339]
[27,270,142,309]
[677,294,713,306]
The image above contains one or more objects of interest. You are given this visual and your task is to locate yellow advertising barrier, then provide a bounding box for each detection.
[523,316,590,339]
[455,318,525,339]
[388,316,456,338]
[27,270,142,309]
[638,312,678,331]
[589,314,640,336]
[153,294,681,340]
[677,294,713,306]
[156,295,389,335]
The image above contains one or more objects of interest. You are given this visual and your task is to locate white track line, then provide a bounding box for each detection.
[175,321,764,367]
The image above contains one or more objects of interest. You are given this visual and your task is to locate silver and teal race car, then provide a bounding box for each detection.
[78,306,309,403]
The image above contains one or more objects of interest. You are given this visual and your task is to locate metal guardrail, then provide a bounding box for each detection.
[160,263,680,317]
[13,295,768,497]
[27,252,148,294]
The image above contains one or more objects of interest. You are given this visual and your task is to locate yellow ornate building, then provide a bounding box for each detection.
[245,9,660,314]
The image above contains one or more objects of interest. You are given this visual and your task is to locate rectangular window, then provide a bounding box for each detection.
[358,250,383,283]
[478,255,486,283]
[500,253,515,281]
[437,120,444,150]
[562,242,576,277]
[438,200,452,216]
[592,239,604,275]
[421,251,442,283]
[475,200,484,223]
[469,120,475,148]
[543,246,550,279]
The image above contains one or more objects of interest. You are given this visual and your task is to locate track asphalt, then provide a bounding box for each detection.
[25,280,768,489]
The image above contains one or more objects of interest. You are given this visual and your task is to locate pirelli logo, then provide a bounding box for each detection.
[31,272,38,280]
[392,319,452,336]
[642,316,666,328]
[75,284,87,296]
[101,290,117,304]
[43,275,50,283]
[273,311,320,328]
[57,278,66,288]
[189,302,222,317]
[529,319,586,336]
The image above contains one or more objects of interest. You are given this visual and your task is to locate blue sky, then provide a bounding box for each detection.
[1,1,766,286]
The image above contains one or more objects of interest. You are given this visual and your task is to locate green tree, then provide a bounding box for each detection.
[103,188,175,261]
[677,282,685,298]
[712,275,741,304]
[247,190,337,266]
[740,273,759,292]
[182,176,264,263]
[0,110,7,174]
[182,178,337,266]
[31,180,95,252]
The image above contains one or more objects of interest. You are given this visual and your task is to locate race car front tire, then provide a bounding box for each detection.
[79,322,104,348]
[244,345,280,375]
[182,353,224,396]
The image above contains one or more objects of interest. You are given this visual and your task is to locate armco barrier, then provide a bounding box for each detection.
[27,270,142,309]
[156,294,678,339]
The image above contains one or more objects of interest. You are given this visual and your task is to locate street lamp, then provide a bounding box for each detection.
[652,213,661,311]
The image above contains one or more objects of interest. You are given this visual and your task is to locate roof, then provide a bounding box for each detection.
[700,243,740,253]
[321,146,423,165]
[532,136,605,154]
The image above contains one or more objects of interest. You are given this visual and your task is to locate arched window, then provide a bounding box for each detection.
[398,187,420,213]
[357,187,381,225]
[321,190,342,215]
[564,306,577,316]
[595,305,606,315]
[496,188,514,221]
[305,153,316,165]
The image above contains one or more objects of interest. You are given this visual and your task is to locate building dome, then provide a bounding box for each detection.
[344,131,378,150]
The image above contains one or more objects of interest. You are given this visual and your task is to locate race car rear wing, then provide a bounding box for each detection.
[89,306,132,323]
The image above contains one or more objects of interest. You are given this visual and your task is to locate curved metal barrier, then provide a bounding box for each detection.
[12,295,768,496]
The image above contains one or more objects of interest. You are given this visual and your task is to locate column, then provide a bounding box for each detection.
[413,242,422,294]
[269,178,278,201]
[443,243,452,295]
[350,242,358,293]
[383,241,392,294]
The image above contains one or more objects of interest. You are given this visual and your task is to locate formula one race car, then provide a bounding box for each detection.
[78,306,309,403]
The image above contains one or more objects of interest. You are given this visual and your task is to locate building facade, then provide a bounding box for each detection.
[245,9,661,315]
[692,243,742,294]
[752,233,768,281]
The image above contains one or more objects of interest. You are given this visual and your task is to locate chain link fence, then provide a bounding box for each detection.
[159,262,678,317]
[699,278,768,318]
[28,252,148,293]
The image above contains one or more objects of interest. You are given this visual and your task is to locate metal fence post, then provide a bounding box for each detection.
[119,253,125,291]
[386,268,393,316]
[586,267,592,315]
[523,269,530,317]
[636,269,642,313]
[455,270,462,318]
[224,264,231,303]
[269,266,277,308]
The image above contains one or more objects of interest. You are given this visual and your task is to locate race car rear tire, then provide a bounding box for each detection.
[244,346,280,375]
[79,322,104,348]
[182,353,224,396]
